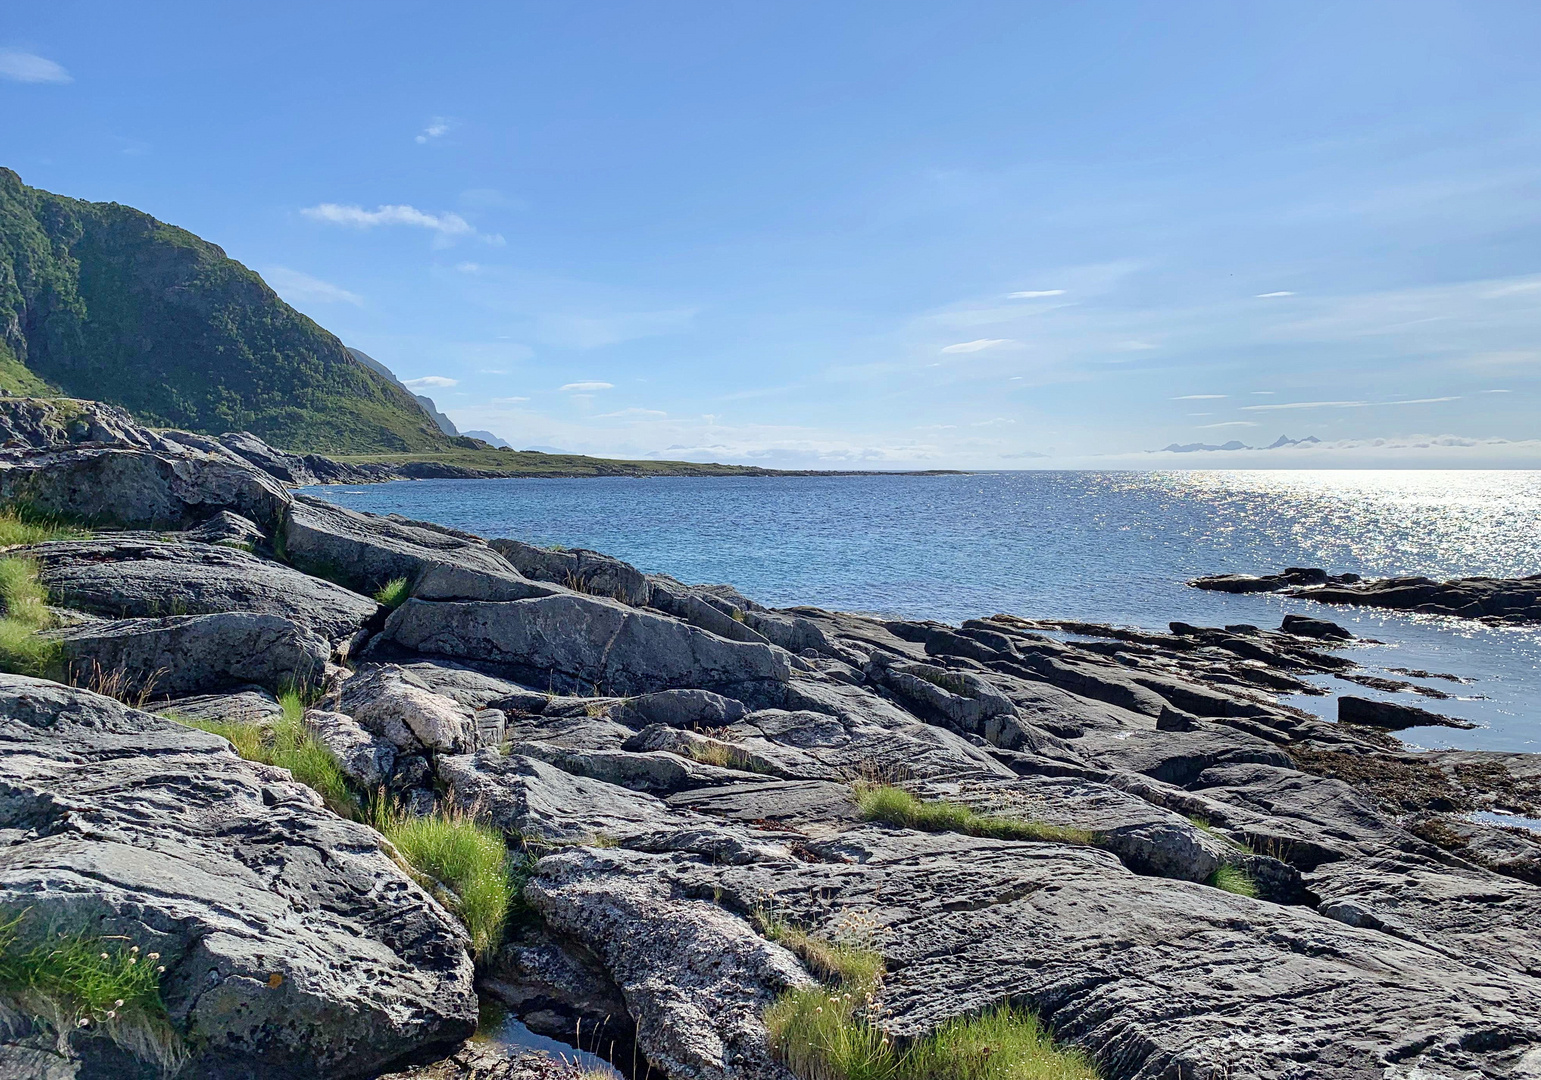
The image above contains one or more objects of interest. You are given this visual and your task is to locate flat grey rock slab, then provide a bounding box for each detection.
[25,536,376,640]
[0,675,476,1079]
[0,445,290,533]
[382,594,791,697]
[53,611,330,699]
[283,495,517,595]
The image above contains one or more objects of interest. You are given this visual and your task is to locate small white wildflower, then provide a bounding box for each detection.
[114,999,124,1008]
[156,965,166,973]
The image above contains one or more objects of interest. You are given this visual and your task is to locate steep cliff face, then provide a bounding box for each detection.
[0,168,455,453]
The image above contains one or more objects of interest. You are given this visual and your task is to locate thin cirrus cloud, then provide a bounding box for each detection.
[1172,394,1226,400]
[940,338,1013,354]
[301,203,504,246]
[1198,421,1260,428]
[559,381,614,392]
[1008,289,1066,299]
[0,50,70,83]
[595,407,667,419]
[1256,291,1296,298]
[1241,396,1461,411]
[403,376,458,389]
[262,267,362,306]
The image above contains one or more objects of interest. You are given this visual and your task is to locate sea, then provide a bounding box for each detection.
[300,470,1541,754]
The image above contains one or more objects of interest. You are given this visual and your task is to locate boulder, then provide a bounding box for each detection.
[180,510,267,548]
[507,741,760,795]
[0,446,291,533]
[26,537,377,641]
[337,665,477,754]
[306,708,398,788]
[282,495,516,596]
[1281,613,1353,640]
[53,612,330,699]
[1339,695,1477,731]
[0,675,476,1079]
[381,595,791,697]
[488,539,651,606]
[612,689,749,730]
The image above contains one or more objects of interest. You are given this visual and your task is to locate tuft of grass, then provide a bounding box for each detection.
[856,785,1095,846]
[757,910,885,989]
[371,800,515,960]
[0,506,87,548]
[0,910,167,1033]
[0,556,60,677]
[373,576,411,609]
[687,741,775,775]
[760,919,1096,1080]
[178,692,359,818]
[1208,863,1259,898]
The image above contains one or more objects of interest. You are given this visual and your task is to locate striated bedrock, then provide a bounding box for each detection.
[20,536,377,641]
[1191,566,1541,624]
[0,675,477,1079]
[51,612,332,698]
[379,593,792,698]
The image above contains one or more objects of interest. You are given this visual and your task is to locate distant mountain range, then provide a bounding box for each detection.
[460,429,510,448]
[1156,434,1322,454]
[0,168,474,454]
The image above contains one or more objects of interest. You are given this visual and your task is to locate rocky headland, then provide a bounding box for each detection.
[1192,566,1541,625]
[3,398,1541,1079]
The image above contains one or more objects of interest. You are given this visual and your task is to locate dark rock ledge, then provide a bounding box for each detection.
[3,398,1541,1079]
[1192,565,1541,625]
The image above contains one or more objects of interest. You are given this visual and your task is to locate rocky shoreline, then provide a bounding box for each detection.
[1192,565,1541,625]
[3,397,1541,1079]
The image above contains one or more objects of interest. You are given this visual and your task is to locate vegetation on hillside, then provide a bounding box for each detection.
[332,444,829,478]
[0,168,450,454]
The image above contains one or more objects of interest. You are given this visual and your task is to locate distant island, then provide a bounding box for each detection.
[1155,433,1322,454]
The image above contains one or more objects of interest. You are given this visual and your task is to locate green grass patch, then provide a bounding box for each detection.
[176,692,359,819]
[687,741,775,775]
[371,801,516,961]
[757,910,886,989]
[760,919,1095,1080]
[0,910,166,1031]
[0,505,89,547]
[857,785,1095,845]
[373,576,411,609]
[0,556,60,677]
[1207,863,1259,898]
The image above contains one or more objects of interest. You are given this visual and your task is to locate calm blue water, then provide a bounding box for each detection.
[302,470,1541,753]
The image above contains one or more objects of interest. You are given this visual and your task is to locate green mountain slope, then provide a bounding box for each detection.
[0,168,453,453]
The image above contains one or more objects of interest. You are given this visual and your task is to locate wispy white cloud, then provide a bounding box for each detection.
[595,407,667,419]
[0,50,70,83]
[1241,399,1368,411]
[491,396,530,404]
[263,267,362,306]
[1172,394,1226,400]
[1479,388,1512,394]
[536,309,697,349]
[1008,289,1066,299]
[559,381,613,392]
[301,202,504,246]
[1242,396,1460,411]
[1198,421,1259,428]
[416,116,455,144]
[404,376,458,389]
[941,338,1013,355]
[1255,291,1296,298]
[455,262,481,273]
[971,417,1016,427]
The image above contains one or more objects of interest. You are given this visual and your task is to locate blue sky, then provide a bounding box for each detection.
[6,2,1541,467]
